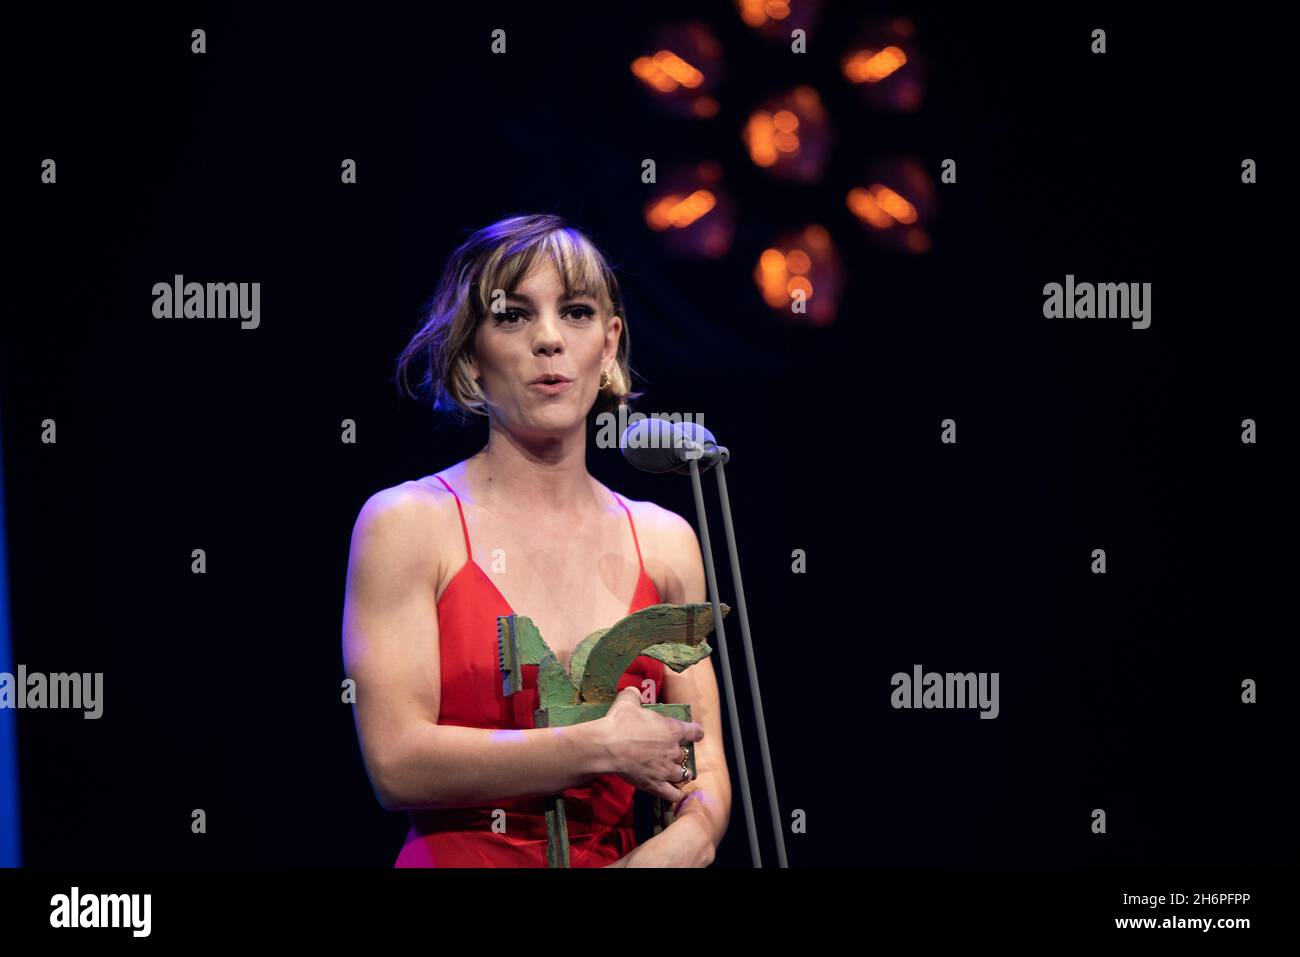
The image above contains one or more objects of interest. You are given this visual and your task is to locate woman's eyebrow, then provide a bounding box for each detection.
[505,291,598,305]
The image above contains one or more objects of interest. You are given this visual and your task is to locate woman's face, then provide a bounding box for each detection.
[467,259,621,436]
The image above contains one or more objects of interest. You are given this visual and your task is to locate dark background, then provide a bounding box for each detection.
[2,2,1292,867]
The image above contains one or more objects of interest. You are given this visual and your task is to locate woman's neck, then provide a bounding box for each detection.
[462,423,603,517]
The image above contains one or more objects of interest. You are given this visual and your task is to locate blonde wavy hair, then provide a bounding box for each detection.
[395,213,641,421]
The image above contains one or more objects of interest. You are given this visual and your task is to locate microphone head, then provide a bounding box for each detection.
[620,416,681,473]
[620,417,719,474]
[667,420,717,474]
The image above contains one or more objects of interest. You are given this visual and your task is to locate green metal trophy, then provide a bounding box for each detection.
[497,601,727,867]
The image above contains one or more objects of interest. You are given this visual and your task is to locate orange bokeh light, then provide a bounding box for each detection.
[744,89,825,173]
[738,0,792,27]
[846,184,918,229]
[645,190,718,231]
[631,50,705,93]
[755,246,815,308]
[841,45,908,84]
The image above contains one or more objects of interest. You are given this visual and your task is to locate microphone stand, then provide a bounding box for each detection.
[685,444,788,868]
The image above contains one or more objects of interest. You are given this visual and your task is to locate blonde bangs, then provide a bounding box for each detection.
[476,228,617,317]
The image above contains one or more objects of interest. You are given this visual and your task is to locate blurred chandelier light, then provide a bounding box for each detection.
[743,86,833,182]
[635,9,942,314]
[846,156,937,253]
[644,162,736,259]
[735,0,825,42]
[840,16,927,111]
[631,22,725,119]
[754,224,843,326]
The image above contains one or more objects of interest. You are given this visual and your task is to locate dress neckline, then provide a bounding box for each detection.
[429,471,657,622]
[437,557,655,619]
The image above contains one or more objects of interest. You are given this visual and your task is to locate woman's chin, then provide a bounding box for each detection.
[519,405,586,434]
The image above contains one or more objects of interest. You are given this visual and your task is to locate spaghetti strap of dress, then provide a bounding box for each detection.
[433,474,472,560]
[435,473,643,577]
[609,492,646,576]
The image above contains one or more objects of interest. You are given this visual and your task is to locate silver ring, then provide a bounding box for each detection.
[680,764,690,782]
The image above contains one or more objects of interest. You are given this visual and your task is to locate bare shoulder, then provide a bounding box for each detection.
[354,475,458,535]
[620,495,693,542]
[348,474,467,587]
[614,493,701,580]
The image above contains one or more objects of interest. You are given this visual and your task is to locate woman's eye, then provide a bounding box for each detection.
[495,307,592,325]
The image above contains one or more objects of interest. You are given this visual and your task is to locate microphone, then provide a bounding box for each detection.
[619,417,724,474]
[616,412,788,867]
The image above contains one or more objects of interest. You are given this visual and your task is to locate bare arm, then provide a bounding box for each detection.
[607,505,732,867]
[342,484,614,811]
[658,510,732,849]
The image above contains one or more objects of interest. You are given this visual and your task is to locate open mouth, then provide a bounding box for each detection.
[529,375,574,394]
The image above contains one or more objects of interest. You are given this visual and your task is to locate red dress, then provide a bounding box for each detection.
[394,474,665,867]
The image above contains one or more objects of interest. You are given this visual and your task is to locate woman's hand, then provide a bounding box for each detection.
[599,686,704,804]
[604,813,715,868]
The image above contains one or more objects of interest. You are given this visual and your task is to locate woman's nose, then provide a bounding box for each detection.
[531,313,565,354]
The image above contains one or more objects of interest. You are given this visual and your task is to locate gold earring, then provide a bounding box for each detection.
[599,369,612,390]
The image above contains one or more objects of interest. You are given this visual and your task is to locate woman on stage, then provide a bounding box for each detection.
[342,214,731,866]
